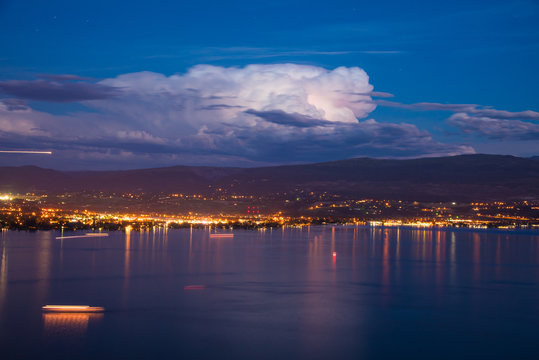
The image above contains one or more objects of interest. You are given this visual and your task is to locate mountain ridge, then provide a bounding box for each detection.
[1,154,538,201]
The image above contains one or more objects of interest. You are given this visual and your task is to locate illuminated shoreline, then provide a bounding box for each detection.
[1,192,538,231]
[0,208,538,231]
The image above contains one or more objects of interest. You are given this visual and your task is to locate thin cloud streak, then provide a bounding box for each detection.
[37,74,94,81]
[0,79,122,102]
[144,47,404,61]
[448,113,539,140]
[374,99,539,141]
[376,100,539,120]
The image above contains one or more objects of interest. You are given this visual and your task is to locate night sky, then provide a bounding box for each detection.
[0,0,538,169]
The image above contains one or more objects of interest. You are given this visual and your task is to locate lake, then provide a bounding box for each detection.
[0,226,538,359]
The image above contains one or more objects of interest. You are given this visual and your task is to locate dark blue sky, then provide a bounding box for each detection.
[0,0,538,169]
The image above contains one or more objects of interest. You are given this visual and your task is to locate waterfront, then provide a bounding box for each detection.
[0,226,538,359]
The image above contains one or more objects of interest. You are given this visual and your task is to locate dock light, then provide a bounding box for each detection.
[333,252,337,257]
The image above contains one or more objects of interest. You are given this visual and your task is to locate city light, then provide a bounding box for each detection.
[0,191,537,230]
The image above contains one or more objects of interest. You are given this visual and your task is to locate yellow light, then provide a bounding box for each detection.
[42,305,105,313]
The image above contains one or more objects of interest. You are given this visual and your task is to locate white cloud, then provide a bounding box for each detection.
[97,64,376,133]
[0,64,476,168]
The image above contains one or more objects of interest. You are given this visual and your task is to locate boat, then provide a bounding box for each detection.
[209,233,234,238]
[42,305,105,313]
[56,233,109,239]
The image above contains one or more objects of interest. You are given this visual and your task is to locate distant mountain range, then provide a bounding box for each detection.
[1,154,538,201]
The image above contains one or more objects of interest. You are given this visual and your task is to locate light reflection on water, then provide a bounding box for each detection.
[43,313,103,341]
[0,240,7,313]
[0,226,538,359]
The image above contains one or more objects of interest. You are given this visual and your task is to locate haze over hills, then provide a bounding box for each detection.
[1,154,538,201]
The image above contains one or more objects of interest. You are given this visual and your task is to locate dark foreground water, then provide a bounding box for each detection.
[0,226,538,359]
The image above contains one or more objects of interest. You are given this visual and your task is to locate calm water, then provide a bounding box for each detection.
[0,226,538,359]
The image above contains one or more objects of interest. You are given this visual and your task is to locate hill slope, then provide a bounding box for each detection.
[1,154,538,201]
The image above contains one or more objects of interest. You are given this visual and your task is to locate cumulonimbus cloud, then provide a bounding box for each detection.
[0,64,477,168]
[97,63,377,125]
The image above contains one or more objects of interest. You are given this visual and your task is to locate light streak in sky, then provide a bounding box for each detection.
[0,150,52,154]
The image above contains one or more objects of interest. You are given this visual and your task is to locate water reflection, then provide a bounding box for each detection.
[36,232,53,306]
[0,241,7,313]
[435,231,446,289]
[43,312,103,340]
[384,229,391,282]
[0,227,537,359]
[450,232,457,286]
[331,227,336,274]
[301,228,342,357]
[122,227,131,304]
[473,233,481,282]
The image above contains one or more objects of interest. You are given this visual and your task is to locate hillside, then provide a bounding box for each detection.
[1,154,538,201]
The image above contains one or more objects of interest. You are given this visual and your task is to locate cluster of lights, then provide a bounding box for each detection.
[0,193,537,230]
